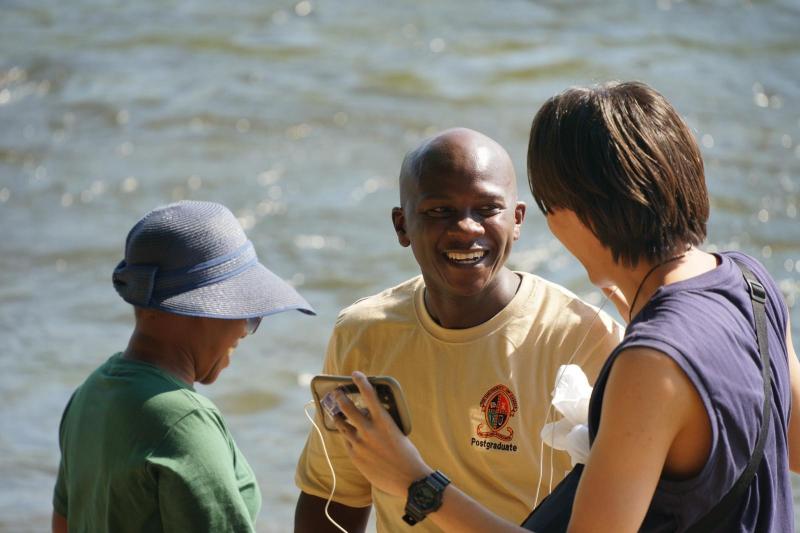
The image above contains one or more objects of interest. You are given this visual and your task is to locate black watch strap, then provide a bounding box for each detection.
[402,470,451,525]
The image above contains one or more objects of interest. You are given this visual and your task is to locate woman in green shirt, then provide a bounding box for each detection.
[52,201,314,533]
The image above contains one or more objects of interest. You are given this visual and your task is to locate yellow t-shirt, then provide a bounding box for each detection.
[295,272,623,532]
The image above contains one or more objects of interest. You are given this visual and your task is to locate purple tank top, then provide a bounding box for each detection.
[587,252,793,532]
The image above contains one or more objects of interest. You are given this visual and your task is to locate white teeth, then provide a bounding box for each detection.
[446,250,487,262]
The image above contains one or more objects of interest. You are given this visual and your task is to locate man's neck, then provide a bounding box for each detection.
[424,269,522,329]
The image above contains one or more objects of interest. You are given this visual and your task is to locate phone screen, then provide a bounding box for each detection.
[319,384,397,429]
[311,376,411,435]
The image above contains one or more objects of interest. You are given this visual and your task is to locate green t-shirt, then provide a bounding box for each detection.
[53,353,261,532]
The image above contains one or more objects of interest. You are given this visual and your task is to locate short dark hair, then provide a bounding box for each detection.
[527,81,709,267]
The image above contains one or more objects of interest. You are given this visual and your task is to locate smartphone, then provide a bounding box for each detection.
[310,375,412,435]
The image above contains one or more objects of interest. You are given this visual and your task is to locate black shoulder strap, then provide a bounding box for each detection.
[686,259,772,532]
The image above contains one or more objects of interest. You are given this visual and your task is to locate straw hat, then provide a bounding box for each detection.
[112,200,315,319]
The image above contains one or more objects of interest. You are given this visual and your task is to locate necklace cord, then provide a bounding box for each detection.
[628,252,687,322]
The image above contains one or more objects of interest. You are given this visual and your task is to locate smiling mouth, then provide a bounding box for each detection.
[445,249,488,264]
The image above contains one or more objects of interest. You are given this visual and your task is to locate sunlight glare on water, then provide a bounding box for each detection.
[0,1,798,531]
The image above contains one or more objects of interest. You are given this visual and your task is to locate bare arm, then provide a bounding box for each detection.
[785,318,800,472]
[294,492,370,533]
[426,485,527,532]
[51,511,67,533]
[568,348,708,533]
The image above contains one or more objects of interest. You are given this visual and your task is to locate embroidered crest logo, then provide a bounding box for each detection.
[477,384,519,442]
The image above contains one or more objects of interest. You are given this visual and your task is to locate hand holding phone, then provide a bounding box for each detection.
[311,375,412,435]
[323,372,430,499]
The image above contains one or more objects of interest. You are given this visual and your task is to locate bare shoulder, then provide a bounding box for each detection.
[571,348,707,531]
[602,347,712,479]
[609,348,697,403]
[602,347,701,434]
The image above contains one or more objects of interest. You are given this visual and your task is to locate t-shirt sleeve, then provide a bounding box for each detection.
[147,409,258,533]
[568,300,624,383]
[52,393,75,517]
[53,457,68,516]
[294,325,373,508]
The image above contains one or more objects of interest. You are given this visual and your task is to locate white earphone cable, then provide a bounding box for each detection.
[533,293,610,506]
[304,401,349,533]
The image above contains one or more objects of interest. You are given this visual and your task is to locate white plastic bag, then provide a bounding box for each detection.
[540,364,592,466]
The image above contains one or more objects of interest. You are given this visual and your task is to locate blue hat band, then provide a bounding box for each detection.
[113,241,258,307]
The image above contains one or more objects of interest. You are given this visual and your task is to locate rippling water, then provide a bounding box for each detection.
[1,1,798,531]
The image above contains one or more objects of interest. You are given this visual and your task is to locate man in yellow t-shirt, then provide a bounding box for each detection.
[294,128,623,532]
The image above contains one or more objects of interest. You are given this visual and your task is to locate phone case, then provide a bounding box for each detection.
[310,375,412,435]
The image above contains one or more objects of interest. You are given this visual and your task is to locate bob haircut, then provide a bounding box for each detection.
[527,81,709,267]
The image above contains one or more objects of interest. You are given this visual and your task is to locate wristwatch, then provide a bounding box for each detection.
[402,470,451,525]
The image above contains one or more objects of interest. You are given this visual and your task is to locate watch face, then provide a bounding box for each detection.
[412,483,438,509]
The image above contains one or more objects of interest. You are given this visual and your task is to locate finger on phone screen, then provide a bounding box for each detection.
[351,371,383,417]
[333,416,355,439]
[335,389,368,431]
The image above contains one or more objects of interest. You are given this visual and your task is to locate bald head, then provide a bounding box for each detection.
[390,128,526,316]
[399,128,517,207]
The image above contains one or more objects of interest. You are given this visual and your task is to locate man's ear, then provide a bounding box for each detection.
[513,201,526,240]
[391,207,411,247]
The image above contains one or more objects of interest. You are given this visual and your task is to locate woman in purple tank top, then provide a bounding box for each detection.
[523,82,799,532]
[322,82,800,533]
